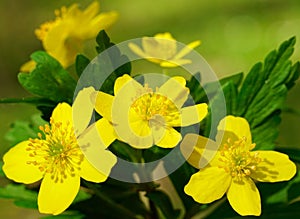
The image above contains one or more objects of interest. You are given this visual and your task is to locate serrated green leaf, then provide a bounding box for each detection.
[146,190,181,219]
[18,51,76,103]
[236,37,300,150]
[75,54,90,78]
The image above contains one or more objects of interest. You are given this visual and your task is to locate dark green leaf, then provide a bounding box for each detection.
[75,54,90,78]
[0,161,4,177]
[146,190,181,219]
[18,51,76,103]
[73,189,92,204]
[0,97,56,106]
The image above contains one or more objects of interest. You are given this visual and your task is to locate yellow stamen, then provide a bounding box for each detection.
[218,136,261,181]
[26,118,83,183]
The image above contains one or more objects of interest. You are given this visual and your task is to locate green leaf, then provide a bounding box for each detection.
[73,189,92,204]
[0,161,4,177]
[41,211,84,219]
[18,51,76,103]
[0,97,56,106]
[75,54,90,78]
[95,30,131,95]
[236,37,300,150]
[0,184,38,209]
[4,114,46,146]
[146,190,181,219]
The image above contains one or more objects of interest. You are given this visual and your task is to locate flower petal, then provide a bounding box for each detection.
[158,76,189,108]
[78,118,116,149]
[171,103,208,127]
[128,42,149,59]
[51,103,72,125]
[154,127,182,148]
[114,74,142,96]
[251,151,296,182]
[180,134,220,169]
[173,40,201,60]
[80,152,117,183]
[72,87,96,136]
[129,108,152,137]
[20,60,36,72]
[94,91,114,121]
[216,116,252,148]
[160,59,192,67]
[38,173,80,215]
[227,177,261,216]
[184,167,231,203]
[2,141,43,184]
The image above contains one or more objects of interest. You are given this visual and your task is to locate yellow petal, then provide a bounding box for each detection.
[251,151,296,182]
[184,167,231,203]
[155,127,182,148]
[129,109,151,137]
[95,91,114,121]
[2,141,43,184]
[82,1,99,19]
[180,134,220,169]
[173,40,201,60]
[227,177,261,216]
[158,76,189,108]
[80,153,117,183]
[20,60,36,72]
[72,87,96,136]
[51,103,72,125]
[114,74,142,96]
[142,35,176,60]
[172,103,208,127]
[154,32,175,40]
[160,59,192,68]
[128,42,149,59]
[216,116,252,148]
[38,173,80,215]
[78,118,116,149]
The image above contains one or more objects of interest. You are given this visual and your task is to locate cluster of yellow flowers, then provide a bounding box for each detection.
[2,1,296,217]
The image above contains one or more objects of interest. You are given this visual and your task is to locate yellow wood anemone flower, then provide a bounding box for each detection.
[2,100,117,215]
[181,115,296,216]
[94,74,208,149]
[128,32,201,68]
[21,1,118,71]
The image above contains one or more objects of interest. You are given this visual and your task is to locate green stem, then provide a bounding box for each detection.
[83,181,139,219]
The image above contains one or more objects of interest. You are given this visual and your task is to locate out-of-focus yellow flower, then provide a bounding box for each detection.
[2,99,117,215]
[128,32,200,68]
[21,1,118,72]
[181,116,296,216]
[93,74,208,149]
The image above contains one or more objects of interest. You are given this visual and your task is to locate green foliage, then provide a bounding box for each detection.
[146,190,181,219]
[18,51,76,104]
[75,54,90,78]
[0,184,38,209]
[236,37,300,149]
[41,211,84,219]
[0,161,4,177]
[4,114,46,146]
[95,30,131,95]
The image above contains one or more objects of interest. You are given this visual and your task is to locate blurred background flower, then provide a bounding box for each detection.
[1,0,300,217]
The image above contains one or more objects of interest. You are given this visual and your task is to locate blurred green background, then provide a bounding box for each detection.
[1,0,300,218]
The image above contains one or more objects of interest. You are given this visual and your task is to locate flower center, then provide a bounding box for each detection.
[218,137,261,180]
[26,118,84,183]
[131,84,180,125]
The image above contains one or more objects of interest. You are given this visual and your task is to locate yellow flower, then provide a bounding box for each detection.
[181,116,296,216]
[128,32,201,68]
[21,1,118,71]
[2,98,117,215]
[94,74,208,149]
